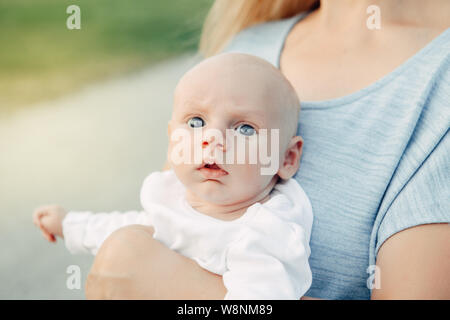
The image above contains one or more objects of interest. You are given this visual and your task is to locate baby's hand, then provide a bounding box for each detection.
[32,205,67,242]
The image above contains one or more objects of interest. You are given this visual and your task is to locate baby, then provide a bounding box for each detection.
[32,53,313,300]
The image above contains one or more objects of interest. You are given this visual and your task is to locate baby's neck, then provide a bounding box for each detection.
[185,176,279,221]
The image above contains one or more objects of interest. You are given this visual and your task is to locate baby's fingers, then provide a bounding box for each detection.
[33,213,42,227]
[32,209,45,225]
[41,229,56,243]
[32,206,53,227]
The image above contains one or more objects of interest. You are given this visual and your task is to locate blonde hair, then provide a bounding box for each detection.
[199,0,319,57]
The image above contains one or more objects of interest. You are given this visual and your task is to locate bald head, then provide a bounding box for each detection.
[173,52,300,141]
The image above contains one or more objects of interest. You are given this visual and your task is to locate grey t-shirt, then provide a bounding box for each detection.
[223,12,450,299]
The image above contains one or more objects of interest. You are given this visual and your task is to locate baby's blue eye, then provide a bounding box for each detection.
[236,124,256,136]
[187,117,205,128]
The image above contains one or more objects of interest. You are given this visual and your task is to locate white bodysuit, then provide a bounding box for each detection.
[62,170,314,299]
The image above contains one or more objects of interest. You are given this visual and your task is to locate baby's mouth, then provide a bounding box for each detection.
[197,162,228,179]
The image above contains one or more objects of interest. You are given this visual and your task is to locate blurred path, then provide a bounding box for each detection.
[0,53,201,299]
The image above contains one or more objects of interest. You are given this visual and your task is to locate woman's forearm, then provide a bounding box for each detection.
[85,224,319,299]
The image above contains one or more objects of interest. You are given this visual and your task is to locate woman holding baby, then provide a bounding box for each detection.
[77,0,450,299]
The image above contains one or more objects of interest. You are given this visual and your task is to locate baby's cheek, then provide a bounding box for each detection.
[167,128,204,166]
[229,164,267,196]
[171,163,197,192]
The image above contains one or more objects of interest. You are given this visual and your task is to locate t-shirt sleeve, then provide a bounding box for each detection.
[375,130,450,255]
[62,210,152,255]
[220,16,303,67]
[374,59,450,256]
[62,173,162,255]
[223,207,312,300]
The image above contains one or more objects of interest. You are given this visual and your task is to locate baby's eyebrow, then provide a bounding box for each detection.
[179,100,209,113]
[228,108,267,122]
[179,100,270,125]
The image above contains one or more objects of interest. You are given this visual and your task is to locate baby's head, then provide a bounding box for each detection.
[167,52,303,207]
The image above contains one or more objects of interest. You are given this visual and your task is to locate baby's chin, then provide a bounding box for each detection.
[192,180,234,203]
[191,182,265,207]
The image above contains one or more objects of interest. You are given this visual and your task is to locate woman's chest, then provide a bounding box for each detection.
[279,26,444,102]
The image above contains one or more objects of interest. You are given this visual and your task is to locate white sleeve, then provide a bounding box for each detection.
[62,210,153,255]
[223,209,312,300]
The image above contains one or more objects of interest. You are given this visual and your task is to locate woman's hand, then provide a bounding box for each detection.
[32,204,67,242]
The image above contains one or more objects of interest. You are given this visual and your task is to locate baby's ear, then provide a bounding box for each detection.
[277,136,303,180]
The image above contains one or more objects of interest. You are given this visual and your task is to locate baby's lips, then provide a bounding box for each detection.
[197,160,228,173]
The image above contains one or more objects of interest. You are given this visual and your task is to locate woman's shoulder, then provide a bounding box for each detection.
[222,13,308,66]
[413,28,450,72]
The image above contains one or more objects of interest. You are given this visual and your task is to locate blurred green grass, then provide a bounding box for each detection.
[0,0,212,112]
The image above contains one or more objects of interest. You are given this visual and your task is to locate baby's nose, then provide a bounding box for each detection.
[202,136,225,151]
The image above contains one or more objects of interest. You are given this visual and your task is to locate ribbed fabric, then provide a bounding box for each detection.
[223,12,450,299]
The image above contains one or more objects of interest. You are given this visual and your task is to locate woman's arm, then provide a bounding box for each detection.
[85,224,320,299]
[86,222,450,299]
[371,223,450,299]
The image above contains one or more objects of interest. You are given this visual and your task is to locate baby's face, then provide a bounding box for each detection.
[167,54,298,206]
